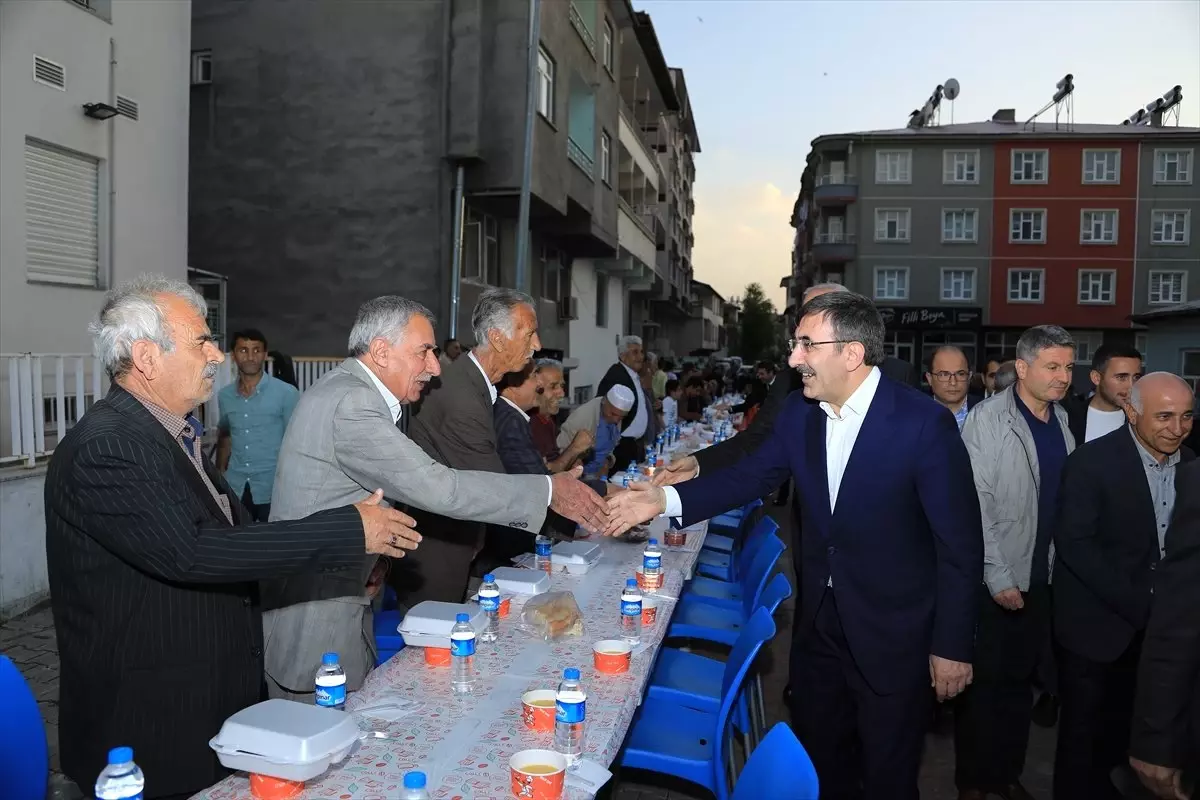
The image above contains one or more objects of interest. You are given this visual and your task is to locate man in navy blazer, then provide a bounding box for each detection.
[606,291,984,799]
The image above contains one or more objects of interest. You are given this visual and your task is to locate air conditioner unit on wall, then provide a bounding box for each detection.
[558,296,579,321]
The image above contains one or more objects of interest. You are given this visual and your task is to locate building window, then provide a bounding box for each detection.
[941,269,976,302]
[599,131,611,185]
[874,267,909,301]
[1082,149,1120,183]
[536,47,555,122]
[601,18,614,71]
[1135,332,1148,355]
[1078,270,1116,304]
[1073,331,1104,364]
[875,150,911,184]
[540,246,568,303]
[985,331,1023,360]
[942,150,979,184]
[1151,210,1190,244]
[1009,209,1046,243]
[1182,350,1200,392]
[1080,209,1118,244]
[922,332,979,377]
[191,50,212,85]
[874,209,911,242]
[462,207,500,285]
[1011,149,1048,183]
[1148,270,1187,305]
[25,138,101,287]
[595,271,609,327]
[942,209,978,243]
[882,330,916,365]
[1008,269,1044,303]
[1154,149,1193,184]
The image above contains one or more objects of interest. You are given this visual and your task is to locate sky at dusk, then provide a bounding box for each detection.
[638,0,1200,310]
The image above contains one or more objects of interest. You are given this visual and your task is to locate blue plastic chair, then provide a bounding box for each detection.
[669,571,792,648]
[620,608,777,800]
[705,499,763,553]
[731,722,819,800]
[374,609,405,666]
[684,531,784,612]
[0,656,49,800]
[696,516,779,582]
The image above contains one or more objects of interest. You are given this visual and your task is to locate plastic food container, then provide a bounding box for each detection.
[490,566,552,595]
[398,601,487,649]
[209,699,360,782]
[550,541,602,575]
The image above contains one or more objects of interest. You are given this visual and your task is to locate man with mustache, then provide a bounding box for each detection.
[528,358,593,472]
[262,294,607,700]
[956,324,1078,800]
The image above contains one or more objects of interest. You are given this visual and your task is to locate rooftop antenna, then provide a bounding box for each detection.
[1024,73,1074,131]
[1121,85,1184,126]
[907,83,945,129]
[943,78,961,124]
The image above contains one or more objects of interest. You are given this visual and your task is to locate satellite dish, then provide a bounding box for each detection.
[944,78,961,100]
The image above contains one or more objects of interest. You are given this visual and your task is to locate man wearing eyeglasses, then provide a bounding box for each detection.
[927,346,984,432]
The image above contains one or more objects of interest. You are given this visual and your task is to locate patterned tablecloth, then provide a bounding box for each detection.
[194,520,710,800]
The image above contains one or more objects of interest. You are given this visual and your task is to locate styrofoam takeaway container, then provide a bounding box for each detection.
[488,566,552,595]
[550,541,602,575]
[397,601,487,648]
[209,699,360,782]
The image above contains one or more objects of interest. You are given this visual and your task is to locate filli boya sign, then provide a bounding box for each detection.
[877,307,982,329]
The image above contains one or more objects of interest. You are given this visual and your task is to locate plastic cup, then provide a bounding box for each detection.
[520,689,557,733]
[424,646,451,666]
[641,596,659,626]
[636,570,662,592]
[499,596,512,618]
[664,529,687,547]
[592,639,632,674]
[249,774,304,800]
[509,749,566,799]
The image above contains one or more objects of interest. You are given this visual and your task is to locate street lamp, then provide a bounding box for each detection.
[82,102,119,120]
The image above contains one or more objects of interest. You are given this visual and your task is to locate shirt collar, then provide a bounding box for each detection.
[354,358,402,423]
[500,395,531,422]
[468,351,498,404]
[1128,425,1181,470]
[621,362,644,392]
[819,366,881,422]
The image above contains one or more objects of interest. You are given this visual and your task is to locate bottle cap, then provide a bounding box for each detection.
[648,538,658,546]
[564,667,581,680]
[403,771,427,789]
[108,746,133,765]
[626,578,637,587]
[483,573,495,582]
[456,612,470,622]
[321,652,338,666]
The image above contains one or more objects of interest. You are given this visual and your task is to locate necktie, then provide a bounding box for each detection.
[395,408,408,435]
[182,414,204,457]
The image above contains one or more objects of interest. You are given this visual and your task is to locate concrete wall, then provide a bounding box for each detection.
[1142,318,1200,378]
[1133,141,1200,313]
[0,469,48,621]
[568,260,624,396]
[0,0,190,355]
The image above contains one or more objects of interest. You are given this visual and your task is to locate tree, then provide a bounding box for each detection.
[737,282,779,362]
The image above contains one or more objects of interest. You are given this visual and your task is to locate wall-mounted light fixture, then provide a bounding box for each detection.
[82,102,119,120]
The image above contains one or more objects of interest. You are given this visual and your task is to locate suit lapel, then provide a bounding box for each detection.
[1118,429,1163,559]
[804,403,832,535]
[831,376,898,520]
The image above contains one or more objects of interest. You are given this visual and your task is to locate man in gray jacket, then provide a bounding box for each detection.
[955,325,1077,800]
[262,296,607,699]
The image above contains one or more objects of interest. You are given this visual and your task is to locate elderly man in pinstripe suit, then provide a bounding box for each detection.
[44,275,420,799]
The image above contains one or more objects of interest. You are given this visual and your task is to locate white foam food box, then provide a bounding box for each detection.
[397,601,486,648]
[489,566,551,595]
[209,699,360,782]
[551,540,602,575]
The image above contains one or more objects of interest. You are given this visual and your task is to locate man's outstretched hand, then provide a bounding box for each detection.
[549,467,610,534]
[652,455,698,487]
[603,481,667,536]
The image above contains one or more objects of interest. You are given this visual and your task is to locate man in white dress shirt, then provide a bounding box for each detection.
[596,335,650,475]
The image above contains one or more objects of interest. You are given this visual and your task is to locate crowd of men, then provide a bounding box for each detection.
[40,274,1198,800]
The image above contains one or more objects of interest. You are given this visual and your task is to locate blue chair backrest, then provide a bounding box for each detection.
[738,533,785,617]
[737,516,780,575]
[713,608,776,799]
[0,656,49,800]
[750,572,792,618]
[731,722,819,800]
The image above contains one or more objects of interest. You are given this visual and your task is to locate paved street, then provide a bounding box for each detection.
[4,502,1054,799]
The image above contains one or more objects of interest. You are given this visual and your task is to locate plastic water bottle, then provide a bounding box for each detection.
[534,534,553,572]
[400,771,431,800]
[450,612,476,694]
[620,578,643,645]
[94,747,144,800]
[554,667,586,764]
[478,573,500,643]
[642,538,662,590]
[314,652,346,711]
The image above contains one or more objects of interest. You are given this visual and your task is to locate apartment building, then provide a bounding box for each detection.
[791,111,1200,372]
[679,279,724,355]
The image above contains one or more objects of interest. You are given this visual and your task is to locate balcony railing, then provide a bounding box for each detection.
[567,137,594,177]
[1,353,341,466]
[816,173,858,186]
[618,196,654,240]
[814,232,856,244]
[569,2,596,55]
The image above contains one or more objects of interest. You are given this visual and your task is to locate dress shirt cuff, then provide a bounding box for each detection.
[545,475,553,506]
[663,486,683,519]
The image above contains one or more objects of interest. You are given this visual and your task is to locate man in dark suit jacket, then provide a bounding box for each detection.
[596,335,651,474]
[609,291,982,799]
[45,276,418,799]
[1054,373,1195,799]
[1130,458,1200,799]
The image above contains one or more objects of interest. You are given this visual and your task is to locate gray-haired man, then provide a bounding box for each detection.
[596,335,649,474]
[263,293,607,699]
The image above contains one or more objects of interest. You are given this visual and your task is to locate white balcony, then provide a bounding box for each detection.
[618,105,660,194]
[617,200,657,273]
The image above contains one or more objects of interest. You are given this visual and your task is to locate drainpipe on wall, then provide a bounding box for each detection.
[449,165,465,337]
[514,0,542,294]
[107,37,116,287]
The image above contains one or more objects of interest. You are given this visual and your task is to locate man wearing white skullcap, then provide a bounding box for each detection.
[556,385,633,480]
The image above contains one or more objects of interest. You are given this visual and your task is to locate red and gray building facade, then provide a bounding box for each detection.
[785,111,1200,377]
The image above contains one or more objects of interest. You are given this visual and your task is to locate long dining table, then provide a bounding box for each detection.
[194,518,712,800]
